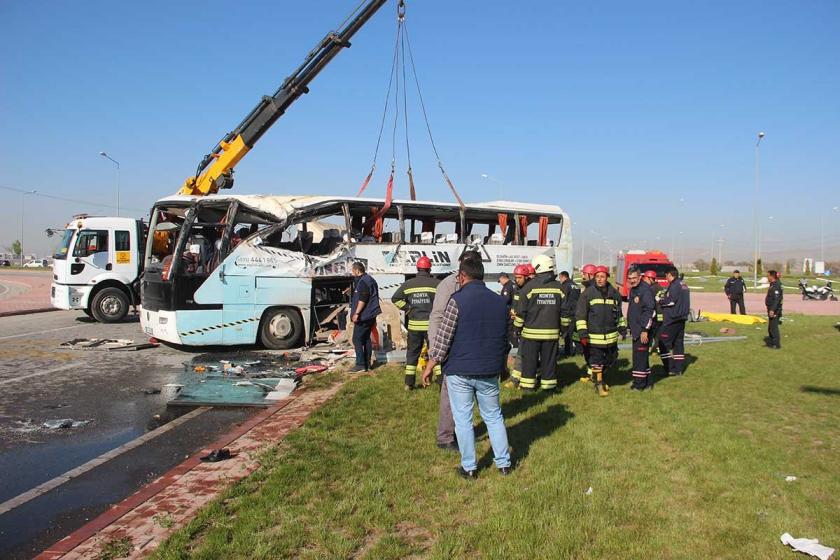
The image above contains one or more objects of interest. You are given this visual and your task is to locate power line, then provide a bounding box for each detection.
[0,184,146,213]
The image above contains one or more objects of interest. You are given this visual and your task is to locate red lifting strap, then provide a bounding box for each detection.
[356,168,374,197]
[497,213,508,236]
[519,215,530,240]
[538,216,549,246]
[407,167,417,201]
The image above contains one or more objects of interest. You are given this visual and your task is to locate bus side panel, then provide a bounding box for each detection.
[253,277,313,343]
[175,310,225,345]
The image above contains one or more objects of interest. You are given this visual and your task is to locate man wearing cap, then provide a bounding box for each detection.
[392,256,440,390]
[627,269,656,391]
[724,269,747,315]
[516,255,565,391]
[576,265,626,397]
[658,266,691,376]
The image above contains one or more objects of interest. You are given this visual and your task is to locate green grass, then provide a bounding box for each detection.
[153,316,840,559]
[681,272,834,293]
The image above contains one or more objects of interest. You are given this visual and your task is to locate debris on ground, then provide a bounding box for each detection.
[59,338,159,351]
[142,388,162,395]
[780,533,835,560]
[719,327,737,335]
[785,475,798,482]
[585,487,593,495]
[43,403,71,409]
[200,448,232,463]
[42,418,91,429]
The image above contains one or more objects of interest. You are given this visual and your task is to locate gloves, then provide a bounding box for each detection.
[578,331,589,346]
[619,327,628,340]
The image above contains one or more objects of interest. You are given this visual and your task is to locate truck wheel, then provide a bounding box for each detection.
[260,308,303,350]
[91,287,129,323]
[82,308,93,318]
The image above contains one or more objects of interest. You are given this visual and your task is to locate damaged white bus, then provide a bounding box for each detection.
[140,194,572,348]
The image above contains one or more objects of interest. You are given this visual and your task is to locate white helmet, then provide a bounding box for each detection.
[532,254,555,273]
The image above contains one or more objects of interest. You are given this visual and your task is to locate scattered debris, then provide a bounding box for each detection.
[60,338,158,352]
[143,388,162,395]
[193,365,207,373]
[200,448,232,463]
[43,418,91,430]
[780,533,835,560]
[585,487,593,495]
[43,403,70,410]
[161,384,184,400]
[719,327,737,335]
[785,475,798,482]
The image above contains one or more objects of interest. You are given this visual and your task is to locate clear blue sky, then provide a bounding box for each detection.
[1,0,838,264]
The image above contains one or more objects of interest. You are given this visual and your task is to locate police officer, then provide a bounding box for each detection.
[516,255,564,391]
[578,264,597,382]
[576,265,626,397]
[507,264,531,387]
[499,272,514,310]
[392,256,440,389]
[725,269,747,314]
[658,266,690,376]
[558,270,580,357]
[765,270,783,349]
[627,269,656,391]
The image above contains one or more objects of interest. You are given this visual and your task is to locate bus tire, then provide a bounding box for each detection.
[91,287,129,323]
[260,307,303,350]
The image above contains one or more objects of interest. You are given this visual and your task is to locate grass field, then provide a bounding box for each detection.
[153,316,840,560]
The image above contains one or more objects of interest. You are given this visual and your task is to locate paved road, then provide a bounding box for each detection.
[687,291,840,316]
[0,311,257,559]
[0,269,52,315]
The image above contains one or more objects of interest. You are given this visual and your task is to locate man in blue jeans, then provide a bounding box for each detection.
[350,261,381,372]
[422,258,511,479]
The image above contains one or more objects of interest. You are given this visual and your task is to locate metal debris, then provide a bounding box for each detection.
[42,419,91,429]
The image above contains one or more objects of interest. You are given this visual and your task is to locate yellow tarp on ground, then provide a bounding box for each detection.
[700,311,767,324]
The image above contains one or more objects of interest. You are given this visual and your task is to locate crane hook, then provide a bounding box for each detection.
[398,0,406,21]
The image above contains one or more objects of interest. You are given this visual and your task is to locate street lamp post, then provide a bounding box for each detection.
[822,206,840,267]
[99,151,121,216]
[20,190,37,265]
[753,132,765,287]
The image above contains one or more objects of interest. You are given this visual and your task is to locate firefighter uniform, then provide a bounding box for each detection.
[577,264,597,382]
[645,276,667,365]
[392,266,440,388]
[516,256,564,391]
[725,274,747,314]
[627,280,656,390]
[508,265,531,385]
[575,272,626,397]
[765,277,783,349]
[658,275,691,376]
[559,276,580,357]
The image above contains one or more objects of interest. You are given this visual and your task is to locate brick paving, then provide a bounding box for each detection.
[36,381,345,560]
[0,270,54,316]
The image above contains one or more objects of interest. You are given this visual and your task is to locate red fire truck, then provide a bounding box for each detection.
[615,250,673,299]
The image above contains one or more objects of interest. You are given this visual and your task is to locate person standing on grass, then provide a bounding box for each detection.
[422,258,512,479]
[427,250,482,452]
[725,270,747,314]
[658,266,690,376]
[765,270,783,349]
[350,261,381,372]
[626,269,656,391]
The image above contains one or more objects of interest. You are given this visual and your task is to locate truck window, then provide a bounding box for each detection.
[115,231,131,251]
[53,229,75,260]
[73,230,108,257]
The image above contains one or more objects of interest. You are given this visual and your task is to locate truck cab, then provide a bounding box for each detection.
[615,250,673,300]
[51,215,145,322]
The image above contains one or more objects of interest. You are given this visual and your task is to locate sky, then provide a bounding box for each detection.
[1,0,838,265]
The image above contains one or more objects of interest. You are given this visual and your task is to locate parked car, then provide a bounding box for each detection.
[0,259,11,267]
[23,259,49,268]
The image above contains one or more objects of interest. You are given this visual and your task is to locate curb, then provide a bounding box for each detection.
[0,307,56,318]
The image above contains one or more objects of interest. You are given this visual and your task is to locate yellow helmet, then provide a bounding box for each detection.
[531,254,555,273]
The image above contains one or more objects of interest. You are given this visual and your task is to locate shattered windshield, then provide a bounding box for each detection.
[52,229,75,260]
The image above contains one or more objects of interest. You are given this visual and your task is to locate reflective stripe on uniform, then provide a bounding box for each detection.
[589,298,617,305]
[407,319,429,331]
[618,317,627,328]
[526,288,564,298]
[588,331,619,345]
[513,317,524,328]
[522,327,561,340]
[541,378,558,389]
[394,300,407,309]
[561,317,571,326]
[519,377,538,389]
[576,320,588,330]
[403,287,437,295]
[404,364,417,377]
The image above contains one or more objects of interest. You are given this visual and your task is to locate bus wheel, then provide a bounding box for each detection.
[91,287,129,323]
[260,308,303,350]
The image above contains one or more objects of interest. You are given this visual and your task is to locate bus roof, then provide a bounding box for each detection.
[155,194,568,219]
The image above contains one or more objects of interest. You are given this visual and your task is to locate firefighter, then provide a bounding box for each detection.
[627,269,656,391]
[506,264,531,388]
[558,270,580,357]
[516,255,564,391]
[392,256,440,390]
[642,270,667,364]
[578,264,597,382]
[658,266,690,376]
[526,263,536,281]
[576,265,626,397]
[725,269,747,314]
[764,269,783,349]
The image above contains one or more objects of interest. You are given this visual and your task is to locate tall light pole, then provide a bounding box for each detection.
[822,206,840,267]
[99,151,121,216]
[753,132,765,287]
[20,189,37,265]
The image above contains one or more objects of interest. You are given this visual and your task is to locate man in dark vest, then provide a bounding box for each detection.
[765,270,783,349]
[422,258,512,479]
[725,270,747,314]
[350,261,381,372]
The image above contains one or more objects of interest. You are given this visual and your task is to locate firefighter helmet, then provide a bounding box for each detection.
[582,264,597,275]
[643,270,657,279]
[525,264,536,276]
[595,265,610,276]
[513,264,529,276]
[416,256,432,270]
[531,254,555,273]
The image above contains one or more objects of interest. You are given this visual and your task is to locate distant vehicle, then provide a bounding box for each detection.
[615,250,673,300]
[23,259,49,268]
[798,279,837,301]
[0,260,11,267]
[51,215,146,322]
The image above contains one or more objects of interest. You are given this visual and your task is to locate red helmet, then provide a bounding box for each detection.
[643,270,657,279]
[595,265,610,276]
[525,264,536,276]
[513,264,529,276]
[582,264,597,275]
[416,256,432,270]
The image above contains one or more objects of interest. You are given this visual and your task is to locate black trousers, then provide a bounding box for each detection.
[729,295,746,315]
[659,321,686,375]
[631,337,651,387]
[352,319,375,369]
[404,329,429,387]
[520,339,559,390]
[588,345,618,381]
[768,315,781,347]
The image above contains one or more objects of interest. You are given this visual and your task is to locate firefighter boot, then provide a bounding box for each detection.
[595,369,609,397]
[579,366,593,384]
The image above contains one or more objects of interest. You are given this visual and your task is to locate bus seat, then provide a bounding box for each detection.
[445,233,459,243]
[434,234,446,244]
[489,233,504,245]
[469,234,483,245]
[420,232,433,244]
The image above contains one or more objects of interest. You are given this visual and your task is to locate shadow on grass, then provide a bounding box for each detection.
[801,385,840,396]
[477,403,574,470]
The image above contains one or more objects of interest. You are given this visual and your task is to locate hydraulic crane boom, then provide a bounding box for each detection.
[179,0,389,196]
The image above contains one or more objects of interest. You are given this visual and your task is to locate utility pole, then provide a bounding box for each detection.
[100,152,121,216]
[753,132,765,287]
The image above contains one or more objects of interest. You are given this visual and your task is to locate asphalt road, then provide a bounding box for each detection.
[0,310,257,559]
